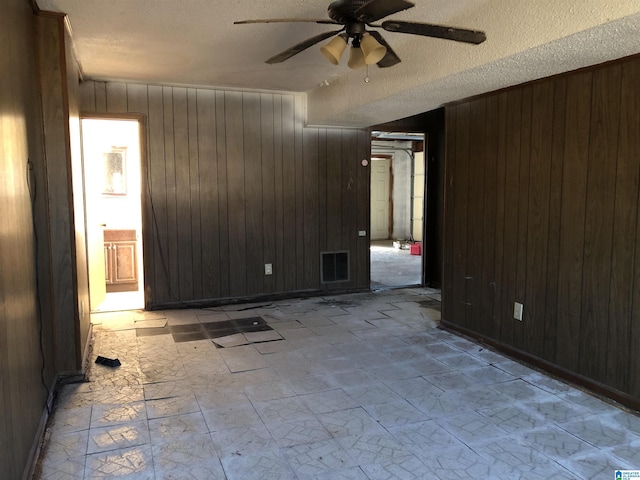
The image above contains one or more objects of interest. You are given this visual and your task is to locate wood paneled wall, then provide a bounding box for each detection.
[0,2,55,478]
[36,12,89,373]
[80,82,371,307]
[443,55,640,404]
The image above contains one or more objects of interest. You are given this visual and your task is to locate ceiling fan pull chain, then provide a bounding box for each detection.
[364,64,370,83]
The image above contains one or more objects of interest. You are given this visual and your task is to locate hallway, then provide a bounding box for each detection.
[36,288,639,479]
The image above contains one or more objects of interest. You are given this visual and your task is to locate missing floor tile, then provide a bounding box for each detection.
[135,317,282,346]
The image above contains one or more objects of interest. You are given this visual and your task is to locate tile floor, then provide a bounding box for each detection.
[35,288,640,479]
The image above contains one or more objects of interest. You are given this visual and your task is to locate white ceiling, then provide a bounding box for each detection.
[37,0,640,127]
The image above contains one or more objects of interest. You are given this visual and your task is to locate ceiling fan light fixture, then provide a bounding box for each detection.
[320,33,348,65]
[347,45,366,69]
[360,32,387,65]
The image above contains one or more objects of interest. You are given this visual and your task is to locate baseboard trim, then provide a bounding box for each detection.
[147,287,372,311]
[440,319,640,413]
[23,374,58,480]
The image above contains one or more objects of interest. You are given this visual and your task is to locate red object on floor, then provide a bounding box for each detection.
[410,243,422,255]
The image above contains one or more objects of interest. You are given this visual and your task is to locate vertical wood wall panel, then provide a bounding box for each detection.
[225,92,247,297]
[616,60,640,397]
[500,90,522,346]
[187,89,203,300]
[196,89,218,298]
[451,103,470,328]
[466,99,486,332]
[243,93,263,295]
[173,88,194,300]
[215,90,230,298]
[555,71,592,371]
[261,94,276,293]
[579,66,621,381]
[162,87,180,301]
[442,107,456,322]
[480,96,499,338]
[443,55,640,403]
[80,81,370,305]
[543,77,567,361]
[524,82,554,357]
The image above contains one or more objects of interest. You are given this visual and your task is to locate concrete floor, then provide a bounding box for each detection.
[370,240,422,289]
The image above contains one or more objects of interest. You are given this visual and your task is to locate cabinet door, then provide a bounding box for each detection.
[113,240,137,284]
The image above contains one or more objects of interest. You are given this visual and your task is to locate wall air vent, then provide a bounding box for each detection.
[321,251,350,283]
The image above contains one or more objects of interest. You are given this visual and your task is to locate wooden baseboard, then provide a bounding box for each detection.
[440,319,640,413]
[23,374,58,480]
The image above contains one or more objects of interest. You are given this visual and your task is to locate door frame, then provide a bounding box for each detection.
[79,112,149,310]
[370,154,393,240]
[370,135,426,287]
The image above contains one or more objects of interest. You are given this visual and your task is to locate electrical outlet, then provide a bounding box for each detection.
[265,263,273,275]
[358,230,366,237]
[514,302,523,321]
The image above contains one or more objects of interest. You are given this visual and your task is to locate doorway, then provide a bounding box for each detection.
[370,132,425,289]
[81,117,145,312]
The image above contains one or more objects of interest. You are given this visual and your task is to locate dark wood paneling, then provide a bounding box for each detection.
[303,128,320,289]
[614,60,640,396]
[492,93,508,340]
[480,96,499,338]
[225,91,247,297]
[499,89,522,346]
[452,103,470,328]
[356,129,371,286]
[444,55,640,404]
[243,92,263,295]
[579,65,621,381]
[281,95,297,292]
[215,90,230,298]
[80,81,370,306]
[261,94,276,293]
[513,86,532,350]
[543,77,567,362]
[197,89,219,298]
[272,96,285,293]
[555,71,592,371]
[187,89,203,300]
[524,82,554,357]
[326,129,343,252]
[2,3,57,478]
[466,99,486,331]
[442,107,457,322]
[173,88,193,300]
[147,85,169,304]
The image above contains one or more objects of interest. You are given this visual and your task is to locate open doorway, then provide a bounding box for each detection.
[370,132,425,289]
[81,117,145,312]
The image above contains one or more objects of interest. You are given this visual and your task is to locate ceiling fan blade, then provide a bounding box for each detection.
[368,31,401,68]
[235,18,339,25]
[355,0,415,23]
[382,20,486,44]
[265,29,344,64]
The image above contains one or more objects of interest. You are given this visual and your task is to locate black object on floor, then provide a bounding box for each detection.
[95,356,121,367]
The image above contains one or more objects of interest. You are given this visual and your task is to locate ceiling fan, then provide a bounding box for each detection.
[235,0,486,69]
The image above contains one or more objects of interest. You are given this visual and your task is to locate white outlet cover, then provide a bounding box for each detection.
[514,302,523,321]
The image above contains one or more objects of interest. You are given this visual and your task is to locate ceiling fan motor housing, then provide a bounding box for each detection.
[328,0,370,24]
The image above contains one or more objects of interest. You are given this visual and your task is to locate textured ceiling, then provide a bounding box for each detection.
[37,0,640,127]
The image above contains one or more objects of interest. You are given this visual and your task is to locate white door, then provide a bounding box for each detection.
[371,158,391,240]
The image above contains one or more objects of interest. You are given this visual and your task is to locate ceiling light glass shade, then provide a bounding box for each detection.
[320,34,348,65]
[360,33,387,65]
[347,46,366,69]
